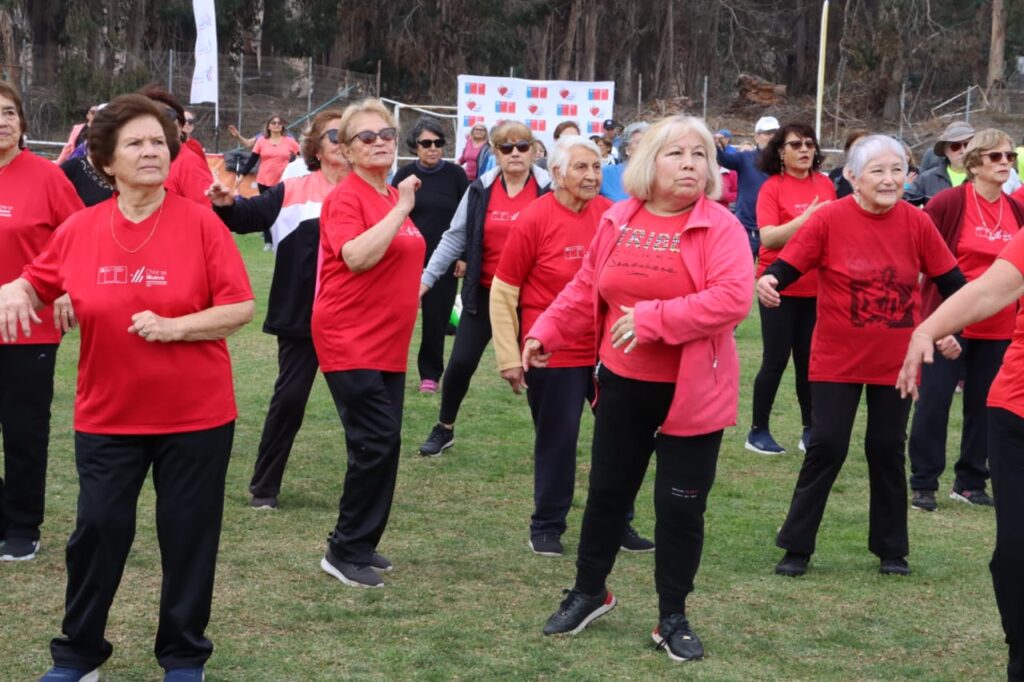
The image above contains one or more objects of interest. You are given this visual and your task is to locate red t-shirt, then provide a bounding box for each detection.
[497,193,611,368]
[956,183,1020,339]
[22,193,253,434]
[778,196,957,385]
[987,231,1024,417]
[313,172,426,372]
[481,176,539,287]
[184,137,206,160]
[253,136,301,187]
[0,149,84,345]
[756,172,835,297]
[1012,185,1024,206]
[597,207,695,383]
[165,147,215,204]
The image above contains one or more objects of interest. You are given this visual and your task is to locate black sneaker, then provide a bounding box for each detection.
[911,490,937,512]
[950,488,994,507]
[529,534,564,557]
[320,548,383,588]
[542,588,617,635]
[0,537,39,561]
[652,613,705,662]
[419,423,455,457]
[880,557,911,576]
[369,552,393,573]
[745,427,785,455]
[774,551,809,577]
[250,495,278,510]
[620,525,655,553]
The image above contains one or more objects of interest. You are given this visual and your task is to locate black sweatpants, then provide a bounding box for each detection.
[438,286,491,425]
[575,365,721,617]
[908,336,1008,492]
[0,343,58,543]
[249,336,321,498]
[418,269,458,382]
[776,382,911,559]
[257,183,273,245]
[324,370,404,564]
[751,297,815,430]
[987,408,1024,681]
[51,422,234,671]
[526,365,591,536]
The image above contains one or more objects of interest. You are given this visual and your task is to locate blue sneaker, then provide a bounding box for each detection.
[164,668,204,682]
[38,667,99,682]
[745,427,785,455]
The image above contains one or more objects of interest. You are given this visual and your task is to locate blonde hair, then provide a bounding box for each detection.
[338,98,396,144]
[623,115,721,201]
[964,128,1015,181]
[490,120,533,147]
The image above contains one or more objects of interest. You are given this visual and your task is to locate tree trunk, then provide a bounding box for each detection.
[987,0,1007,112]
[581,0,597,82]
[556,0,580,81]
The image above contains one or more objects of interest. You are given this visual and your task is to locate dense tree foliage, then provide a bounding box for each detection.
[2,0,1022,118]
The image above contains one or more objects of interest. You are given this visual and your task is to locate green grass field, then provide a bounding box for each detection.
[0,234,1006,681]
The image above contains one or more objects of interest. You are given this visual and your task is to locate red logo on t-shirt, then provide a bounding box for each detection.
[849,267,914,328]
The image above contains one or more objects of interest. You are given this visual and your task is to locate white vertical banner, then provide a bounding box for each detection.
[455,75,614,161]
[190,0,219,123]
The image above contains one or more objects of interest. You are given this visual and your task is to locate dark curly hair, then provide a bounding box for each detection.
[759,122,823,175]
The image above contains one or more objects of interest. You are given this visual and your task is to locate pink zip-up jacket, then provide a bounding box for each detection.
[526,195,753,437]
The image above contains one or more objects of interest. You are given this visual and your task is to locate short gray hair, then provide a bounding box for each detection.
[844,134,907,179]
[548,135,602,189]
[622,121,649,140]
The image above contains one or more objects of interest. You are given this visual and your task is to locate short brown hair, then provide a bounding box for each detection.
[0,80,27,149]
[89,94,181,184]
[553,120,580,140]
[964,128,1015,180]
[302,108,344,171]
[139,85,185,128]
[264,113,287,138]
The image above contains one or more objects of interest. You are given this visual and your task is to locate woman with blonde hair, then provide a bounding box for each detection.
[529,115,753,663]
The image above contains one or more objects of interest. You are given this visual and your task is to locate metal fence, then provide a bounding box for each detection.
[4,44,377,156]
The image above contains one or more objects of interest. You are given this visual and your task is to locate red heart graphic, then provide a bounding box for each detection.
[560,89,570,99]
[498,86,508,96]
[529,104,538,114]
[590,106,600,117]
[468,101,477,110]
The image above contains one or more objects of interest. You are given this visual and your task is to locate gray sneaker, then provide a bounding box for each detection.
[320,549,383,588]
[0,538,39,561]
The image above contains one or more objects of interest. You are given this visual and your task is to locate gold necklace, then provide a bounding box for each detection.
[110,198,164,253]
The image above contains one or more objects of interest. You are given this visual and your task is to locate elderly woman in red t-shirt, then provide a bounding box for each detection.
[0,94,254,681]
[757,134,964,579]
[524,115,753,663]
[489,135,611,557]
[906,129,1024,512]
[898,190,1024,682]
[746,122,834,456]
[312,99,425,590]
[0,81,83,563]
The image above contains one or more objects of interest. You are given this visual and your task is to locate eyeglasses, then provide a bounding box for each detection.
[784,140,816,151]
[162,107,179,123]
[184,118,195,125]
[947,140,971,153]
[417,138,446,149]
[497,141,532,154]
[983,151,1018,164]
[348,127,397,145]
[321,128,341,144]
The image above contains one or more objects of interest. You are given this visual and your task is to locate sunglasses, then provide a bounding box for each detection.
[161,107,179,123]
[947,140,971,153]
[348,127,397,145]
[417,138,446,149]
[184,118,195,125]
[983,151,1018,164]
[321,128,341,144]
[784,140,816,151]
[497,141,532,154]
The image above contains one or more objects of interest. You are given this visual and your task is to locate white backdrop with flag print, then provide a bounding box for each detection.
[455,75,615,164]
[190,0,219,117]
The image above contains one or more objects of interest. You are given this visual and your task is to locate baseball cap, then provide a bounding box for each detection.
[755,116,780,133]
[933,121,975,156]
[603,119,619,131]
[715,128,732,139]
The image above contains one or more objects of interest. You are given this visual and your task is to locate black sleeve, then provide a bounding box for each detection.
[239,151,261,177]
[762,258,803,292]
[931,265,967,300]
[391,164,412,188]
[212,182,285,234]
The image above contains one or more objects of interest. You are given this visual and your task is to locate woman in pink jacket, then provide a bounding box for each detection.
[524,115,753,663]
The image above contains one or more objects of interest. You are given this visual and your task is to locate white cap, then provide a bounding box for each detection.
[755,116,780,133]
